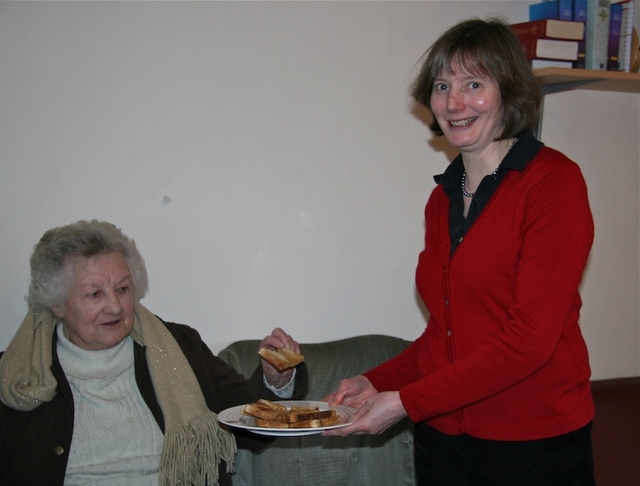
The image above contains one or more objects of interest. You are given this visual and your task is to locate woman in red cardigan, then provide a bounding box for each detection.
[324,18,596,485]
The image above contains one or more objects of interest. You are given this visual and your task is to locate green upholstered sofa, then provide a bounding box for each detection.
[219,334,415,486]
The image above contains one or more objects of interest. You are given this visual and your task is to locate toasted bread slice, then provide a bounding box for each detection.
[254,418,290,428]
[242,399,289,421]
[243,398,341,429]
[288,414,341,428]
[282,409,337,424]
[288,405,320,414]
[258,347,305,371]
[256,399,289,413]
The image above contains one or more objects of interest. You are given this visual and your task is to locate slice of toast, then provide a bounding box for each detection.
[288,405,320,414]
[281,409,337,424]
[254,418,291,428]
[242,399,289,421]
[258,347,305,371]
[287,414,341,428]
[256,414,340,429]
[243,399,342,429]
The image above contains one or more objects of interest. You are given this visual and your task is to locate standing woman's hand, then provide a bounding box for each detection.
[258,327,301,388]
[323,390,408,436]
[323,375,378,409]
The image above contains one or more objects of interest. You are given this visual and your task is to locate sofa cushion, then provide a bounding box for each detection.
[219,334,415,486]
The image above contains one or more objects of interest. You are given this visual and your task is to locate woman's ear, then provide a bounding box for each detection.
[51,306,63,319]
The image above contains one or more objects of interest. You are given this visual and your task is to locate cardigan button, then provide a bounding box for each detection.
[53,445,64,456]
[447,330,452,337]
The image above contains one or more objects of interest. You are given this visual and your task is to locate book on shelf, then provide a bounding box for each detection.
[520,38,579,61]
[585,0,611,70]
[573,0,587,68]
[609,2,623,70]
[529,1,574,21]
[530,59,574,69]
[617,0,636,71]
[573,0,588,21]
[557,0,574,21]
[511,19,584,41]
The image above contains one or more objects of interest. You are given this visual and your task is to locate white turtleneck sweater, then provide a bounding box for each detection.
[56,324,164,486]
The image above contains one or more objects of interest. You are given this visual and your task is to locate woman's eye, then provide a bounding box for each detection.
[434,83,448,92]
[118,286,130,294]
[469,82,481,89]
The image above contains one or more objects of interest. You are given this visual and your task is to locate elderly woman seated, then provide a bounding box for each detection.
[0,220,308,486]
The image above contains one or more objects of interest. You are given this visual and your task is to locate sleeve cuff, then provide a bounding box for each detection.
[263,368,297,399]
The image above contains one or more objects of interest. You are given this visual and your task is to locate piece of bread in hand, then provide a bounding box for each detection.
[258,347,305,371]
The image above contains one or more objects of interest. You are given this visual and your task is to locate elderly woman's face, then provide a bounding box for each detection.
[430,66,503,154]
[52,252,135,351]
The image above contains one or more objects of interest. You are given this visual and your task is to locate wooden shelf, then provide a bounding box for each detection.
[534,67,640,94]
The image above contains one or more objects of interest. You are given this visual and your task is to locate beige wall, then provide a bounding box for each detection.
[0,1,638,379]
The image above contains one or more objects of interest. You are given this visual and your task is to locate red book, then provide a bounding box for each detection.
[519,38,579,61]
[511,19,585,41]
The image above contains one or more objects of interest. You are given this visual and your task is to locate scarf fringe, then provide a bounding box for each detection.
[159,411,237,486]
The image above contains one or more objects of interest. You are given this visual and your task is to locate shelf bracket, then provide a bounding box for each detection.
[536,77,609,138]
[541,78,608,95]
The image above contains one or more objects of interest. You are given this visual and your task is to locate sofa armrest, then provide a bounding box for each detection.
[219,334,415,486]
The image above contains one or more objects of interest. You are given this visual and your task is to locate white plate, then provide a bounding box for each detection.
[218,400,356,437]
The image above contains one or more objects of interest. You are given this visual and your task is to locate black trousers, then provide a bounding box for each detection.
[414,422,595,486]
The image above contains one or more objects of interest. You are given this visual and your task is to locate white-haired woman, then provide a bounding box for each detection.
[0,220,308,486]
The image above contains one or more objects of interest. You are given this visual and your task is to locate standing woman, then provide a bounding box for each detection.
[324,18,595,485]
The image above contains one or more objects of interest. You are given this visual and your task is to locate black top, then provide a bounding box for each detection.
[433,130,544,254]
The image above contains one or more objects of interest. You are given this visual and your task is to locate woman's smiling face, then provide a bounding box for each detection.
[53,251,135,350]
[429,66,504,155]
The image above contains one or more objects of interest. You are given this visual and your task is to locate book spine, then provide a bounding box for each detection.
[519,38,579,60]
[608,3,622,70]
[617,0,635,71]
[529,0,574,20]
[512,20,552,39]
[511,19,584,40]
[530,1,560,20]
[585,0,611,70]
[531,59,575,69]
[573,0,587,68]
[558,0,574,20]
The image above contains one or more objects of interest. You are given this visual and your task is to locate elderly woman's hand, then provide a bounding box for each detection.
[259,327,301,388]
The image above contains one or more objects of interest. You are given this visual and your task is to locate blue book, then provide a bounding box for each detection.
[608,3,623,70]
[558,0,574,20]
[573,0,587,21]
[573,0,588,68]
[529,1,574,20]
[530,1,560,20]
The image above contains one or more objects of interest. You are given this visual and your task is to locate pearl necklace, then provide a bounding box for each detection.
[461,167,498,198]
[461,136,519,198]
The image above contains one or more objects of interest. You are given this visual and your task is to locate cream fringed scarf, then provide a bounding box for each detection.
[0,302,237,486]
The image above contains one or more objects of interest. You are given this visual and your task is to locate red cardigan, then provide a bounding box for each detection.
[365,145,595,441]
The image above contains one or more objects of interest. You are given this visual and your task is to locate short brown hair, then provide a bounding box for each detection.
[410,17,541,139]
